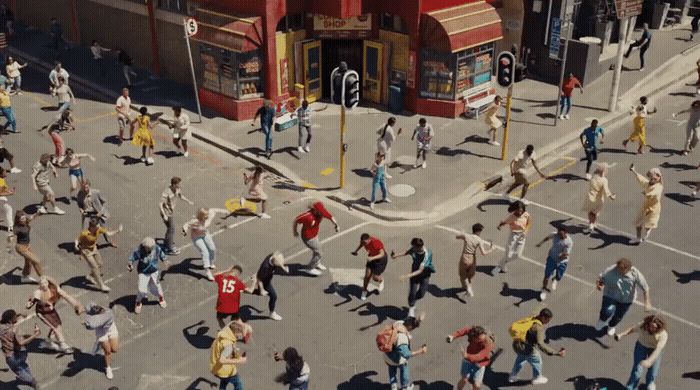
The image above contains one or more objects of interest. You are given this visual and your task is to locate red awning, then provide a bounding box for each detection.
[422,1,503,53]
[191,8,263,53]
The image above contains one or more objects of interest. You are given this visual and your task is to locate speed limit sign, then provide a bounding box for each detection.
[185,18,198,36]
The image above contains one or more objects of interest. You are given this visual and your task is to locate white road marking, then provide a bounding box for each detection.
[666,118,687,127]
[435,225,700,331]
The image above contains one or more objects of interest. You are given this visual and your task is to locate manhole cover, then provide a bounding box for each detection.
[389,184,416,197]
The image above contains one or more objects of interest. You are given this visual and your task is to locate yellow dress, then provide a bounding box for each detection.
[628,105,647,146]
[582,175,612,214]
[484,104,502,129]
[634,172,662,229]
[131,115,155,148]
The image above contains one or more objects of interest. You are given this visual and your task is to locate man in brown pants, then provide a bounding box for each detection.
[75,218,122,292]
[455,223,494,297]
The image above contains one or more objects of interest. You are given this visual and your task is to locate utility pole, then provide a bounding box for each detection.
[608,16,629,112]
[501,84,513,161]
[554,0,574,125]
[184,18,203,122]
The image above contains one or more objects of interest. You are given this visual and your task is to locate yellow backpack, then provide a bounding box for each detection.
[509,316,542,342]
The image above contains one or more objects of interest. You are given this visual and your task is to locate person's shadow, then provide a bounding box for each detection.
[336,370,385,390]
[588,229,637,250]
[324,282,363,307]
[476,197,511,212]
[161,257,207,281]
[426,283,466,304]
[565,375,626,390]
[183,320,214,349]
[672,269,700,284]
[109,294,138,313]
[349,302,406,331]
[500,282,540,307]
[0,267,23,286]
[412,380,453,389]
[665,192,697,207]
[238,304,267,321]
[545,323,609,349]
[61,348,104,378]
[185,377,217,389]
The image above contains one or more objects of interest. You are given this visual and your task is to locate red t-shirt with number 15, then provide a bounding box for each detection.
[215,274,247,314]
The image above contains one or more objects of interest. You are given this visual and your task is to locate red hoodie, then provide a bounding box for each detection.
[451,327,494,367]
[295,202,333,241]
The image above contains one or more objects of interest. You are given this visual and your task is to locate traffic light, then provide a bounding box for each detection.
[496,51,516,88]
[332,69,344,105]
[343,71,360,109]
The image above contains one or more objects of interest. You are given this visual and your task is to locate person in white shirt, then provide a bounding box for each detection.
[91,40,111,77]
[114,88,131,144]
[377,117,402,179]
[182,208,228,280]
[54,77,74,116]
[411,118,434,169]
[5,57,27,93]
[504,144,547,200]
[168,106,191,157]
[48,62,69,96]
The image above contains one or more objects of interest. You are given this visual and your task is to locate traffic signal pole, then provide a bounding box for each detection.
[501,84,513,161]
[496,51,516,161]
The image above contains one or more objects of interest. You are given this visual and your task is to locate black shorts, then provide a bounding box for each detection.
[216,312,240,322]
[0,148,12,163]
[585,149,598,161]
[366,255,388,275]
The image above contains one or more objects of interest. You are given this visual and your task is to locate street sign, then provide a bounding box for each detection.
[549,17,561,60]
[185,18,198,36]
[615,0,643,19]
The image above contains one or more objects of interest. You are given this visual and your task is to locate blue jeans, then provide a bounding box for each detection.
[1,106,16,132]
[218,373,243,390]
[57,101,71,116]
[387,363,410,388]
[193,234,216,268]
[544,256,568,281]
[560,96,571,115]
[289,380,309,390]
[599,295,632,328]
[371,175,387,202]
[511,350,542,379]
[11,75,21,90]
[626,341,661,389]
[6,351,37,386]
[262,124,272,153]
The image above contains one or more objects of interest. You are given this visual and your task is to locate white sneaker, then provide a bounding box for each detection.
[408,306,416,318]
[385,174,393,179]
[146,157,154,165]
[105,366,113,380]
[390,384,399,390]
[558,114,564,119]
[206,270,214,281]
[304,267,322,276]
[360,291,367,300]
[99,284,111,293]
[508,374,518,383]
[532,376,549,385]
[377,280,385,292]
[158,297,167,308]
[488,140,501,146]
[9,167,21,174]
[466,285,474,297]
[693,190,698,198]
[539,291,547,301]
[258,213,271,219]
[269,311,282,321]
[240,197,246,207]
[369,202,375,209]
[297,146,306,153]
[52,207,65,215]
[585,173,592,180]
[384,198,392,204]
[490,266,502,276]
[607,326,616,337]
[413,161,419,169]
[316,263,327,271]
[183,151,189,158]
[304,146,310,153]
[421,161,427,169]
[646,383,656,390]
[37,206,48,214]
[564,115,570,120]
[595,319,607,331]
[140,156,146,163]
[20,276,37,283]
[551,280,558,291]
[406,384,415,390]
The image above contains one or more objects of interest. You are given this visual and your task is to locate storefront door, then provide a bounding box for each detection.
[362,41,384,104]
[303,40,322,103]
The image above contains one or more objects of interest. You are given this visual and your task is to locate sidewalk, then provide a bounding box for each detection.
[9,22,700,221]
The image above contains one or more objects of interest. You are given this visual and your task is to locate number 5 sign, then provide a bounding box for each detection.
[185,18,198,37]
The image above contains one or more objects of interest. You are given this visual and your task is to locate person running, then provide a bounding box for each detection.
[535,226,573,301]
[48,62,69,96]
[128,237,169,314]
[213,264,247,328]
[160,176,194,255]
[210,320,248,389]
[183,207,228,280]
[0,309,40,389]
[293,99,312,153]
[76,181,114,245]
[26,276,83,353]
[381,315,427,390]
[623,97,657,154]
[615,315,667,390]
[130,106,156,165]
[504,145,547,200]
[83,303,119,379]
[369,152,390,209]
[492,201,531,275]
[351,233,388,300]
[559,73,584,120]
[54,77,74,116]
[508,308,565,385]
[579,119,604,179]
[239,166,271,219]
[115,88,131,144]
[411,118,434,169]
[293,201,339,276]
[75,218,122,292]
[44,110,74,164]
[0,167,14,234]
[252,100,275,159]
[446,325,495,390]
[117,49,136,87]
[5,56,27,94]
[168,106,191,157]
[248,251,288,321]
[32,153,64,214]
[671,100,700,155]
[629,164,663,243]
[11,211,44,283]
[483,95,502,146]
[377,117,402,177]
[582,163,616,233]
[624,23,652,71]
[455,223,494,297]
[0,135,21,173]
[595,258,652,336]
[58,148,95,200]
[0,85,17,134]
[274,347,311,390]
[391,238,435,318]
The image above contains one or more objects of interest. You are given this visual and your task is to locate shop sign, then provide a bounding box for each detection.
[313,14,371,31]
[240,57,261,75]
[407,51,416,89]
[548,17,561,60]
[614,0,643,19]
[280,58,289,93]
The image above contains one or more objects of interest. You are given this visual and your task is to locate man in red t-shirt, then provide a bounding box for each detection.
[351,233,388,300]
[293,201,339,276]
[212,264,247,328]
[559,73,583,120]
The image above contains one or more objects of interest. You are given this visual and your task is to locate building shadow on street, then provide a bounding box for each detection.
[337,370,384,390]
[500,282,539,307]
[565,375,626,390]
[545,323,609,349]
[672,269,700,284]
[183,320,214,349]
[349,302,406,331]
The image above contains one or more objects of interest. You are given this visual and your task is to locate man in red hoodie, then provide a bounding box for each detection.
[293,202,339,276]
[447,325,494,390]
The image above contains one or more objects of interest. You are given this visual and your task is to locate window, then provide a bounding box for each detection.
[199,45,264,100]
[158,0,187,14]
[420,49,455,100]
[276,14,305,32]
[420,44,495,101]
[379,13,406,33]
[455,44,494,96]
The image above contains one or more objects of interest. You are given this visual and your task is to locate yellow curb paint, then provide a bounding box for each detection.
[225,198,257,213]
[302,182,316,189]
[515,157,578,198]
[320,167,334,176]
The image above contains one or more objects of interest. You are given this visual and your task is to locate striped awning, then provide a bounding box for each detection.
[191,8,263,53]
[422,1,503,53]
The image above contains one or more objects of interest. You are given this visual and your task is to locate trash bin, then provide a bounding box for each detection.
[388,84,403,114]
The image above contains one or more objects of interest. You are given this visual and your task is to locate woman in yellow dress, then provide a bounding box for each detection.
[582,163,616,233]
[484,95,503,146]
[629,164,663,243]
[130,106,156,165]
[623,96,657,154]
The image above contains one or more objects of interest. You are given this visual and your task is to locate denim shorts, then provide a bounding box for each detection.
[544,256,569,281]
[460,360,485,384]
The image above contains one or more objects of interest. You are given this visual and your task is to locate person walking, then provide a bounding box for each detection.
[483,95,502,145]
[128,237,169,314]
[293,201,339,276]
[671,100,700,155]
[0,85,17,133]
[274,347,311,390]
[0,135,21,173]
[210,320,248,389]
[391,238,435,318]
[579,119,604,179]
[0,309,40,389]
[131,106,156,165]
[615,315,667,390]
[212,264,248,328]
[117,49,136,87]
[44,110,73,164]
[76,180,115,246]
[535,226,573,301]
[582,163,616,233]
[115,88,131,144]
[0,167,14,235]
[83,303,119,379]
[160,176,194,255]
[58,148,95,200]
[625,23,652,71]
[48,18,66,53]
[508,308,565,385]
[75,218,122,292]
[248,251,288,321]
[411,118,434,169]
[252,100,275,159]
[90,40,111,77]
[559,73,584,120]
[491,201,531,276]
[377,117,402,177]
[239,166,271,219]
[11,211,44,283]
[595,258,652,336]
[504,145,547,200]
[293,99,312,153]
[31,154,64,214]
[54,77,74,116]
[446,325,495,390]
[629,164,663,243]
[369,152,390,209]
[48,62,69,96]
[5,56,26,94]
[623,97,657,154]
[455,223,494,297]
[26,276,83,353]
[183,207,228,280]
[168,106,191,157]
[351,233,389,300]
[380,315,427,390]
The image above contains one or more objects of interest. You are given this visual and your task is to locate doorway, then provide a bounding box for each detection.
[321,39,363,99]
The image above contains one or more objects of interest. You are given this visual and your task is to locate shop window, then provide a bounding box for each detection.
[455,44,494,96]
[199,45,264,100]
[379,13,407,33]
[158,0,188,14]
[419,49,455,100]
[276,14,305,32]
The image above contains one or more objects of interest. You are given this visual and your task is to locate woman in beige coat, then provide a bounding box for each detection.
[484,95,503,146]
[629,164,663,243]
[582,163,616,233]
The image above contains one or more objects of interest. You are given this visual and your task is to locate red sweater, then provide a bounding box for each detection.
[295,202,333,240]
[451,327,494,367]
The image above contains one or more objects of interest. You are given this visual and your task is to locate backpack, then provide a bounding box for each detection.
[376,323,406,353]
[509,316,541,343]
